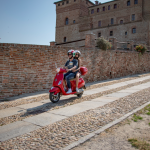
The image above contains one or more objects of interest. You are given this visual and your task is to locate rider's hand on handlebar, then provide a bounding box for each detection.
[66,69,70,72]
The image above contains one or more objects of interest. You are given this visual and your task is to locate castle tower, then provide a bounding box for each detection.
[54,0,94,44]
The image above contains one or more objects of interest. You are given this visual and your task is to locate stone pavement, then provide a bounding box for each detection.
[0,73,150,148]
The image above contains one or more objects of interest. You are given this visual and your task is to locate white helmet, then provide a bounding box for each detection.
[68,49,74,55]
[73,50,81,57]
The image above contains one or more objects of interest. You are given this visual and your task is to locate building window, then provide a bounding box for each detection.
[110,31,113,36]
[65,18,69,25]
[86,0,88,4]
[111,18,114,25]
[74,0,76,1]
[103,7,105,11]
[73,20,75,24]
[58,3,60,6]
[66,1,69,4]
[64,37,66,42]
[132,14,135,21]
[97,8,99,12]
[108,5,110,10]
[120,20,123,24]
[134,0,138,4]
[98,21,101,27]
[91,24,93,29]
[98,32,101,37]
[127,1,130,6]
[62,2,64,5]
[125,31,127,35]
[114,4,117,9]
[91,9,94,14]
[132,28,136,33]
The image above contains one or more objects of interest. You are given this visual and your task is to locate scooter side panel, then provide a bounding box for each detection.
[78,78,85,89]
[53,73,64,87]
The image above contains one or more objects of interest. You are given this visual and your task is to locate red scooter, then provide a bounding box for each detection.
[49,67,88,103]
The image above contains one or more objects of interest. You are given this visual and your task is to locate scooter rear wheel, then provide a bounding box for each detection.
[50,92,60,103]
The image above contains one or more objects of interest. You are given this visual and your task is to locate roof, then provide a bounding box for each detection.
[54,0,95,5]
[88,0,118,8]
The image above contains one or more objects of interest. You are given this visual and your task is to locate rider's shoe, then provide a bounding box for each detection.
[66,88,72,94]
[76,88,79,93]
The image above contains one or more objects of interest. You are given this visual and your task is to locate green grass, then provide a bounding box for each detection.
[128,138,150,150]
[132,114,143,122]
[149,123,150,126]
[146,112,150,115]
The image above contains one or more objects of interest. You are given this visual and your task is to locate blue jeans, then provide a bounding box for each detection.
[64,72,76,89]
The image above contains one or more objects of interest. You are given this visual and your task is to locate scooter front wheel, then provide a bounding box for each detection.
[49,92,60,103]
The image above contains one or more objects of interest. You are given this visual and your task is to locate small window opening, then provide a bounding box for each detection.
[66,1,69,4]
[73,20,75,24]
[97,8,99,12]
[108,5,110,10]
[98,32,101,37]
[134,0,138,4]
[120,20,123,24]
[65,18,69,25]
[58,3,60,6]
[132,28,136,33]
[62,2,64,5]
[64,37,66,42]
[74,0,76,2]
[127,1,130,6]
[98,21,101,27]
[110,31,113,36]
[125,31,127,35]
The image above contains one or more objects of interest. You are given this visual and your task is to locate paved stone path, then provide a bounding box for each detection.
[0,73,150,149]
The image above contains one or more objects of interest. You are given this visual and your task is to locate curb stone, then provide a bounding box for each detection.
[61,101,150,150]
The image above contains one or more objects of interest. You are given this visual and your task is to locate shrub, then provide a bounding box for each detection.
[135,44,147,55]
[97,37,112,50]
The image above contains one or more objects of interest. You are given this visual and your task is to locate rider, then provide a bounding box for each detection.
[63,50,78,94]
[72,50,81,93]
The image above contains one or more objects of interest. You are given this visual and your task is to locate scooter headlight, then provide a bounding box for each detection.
[56,68,60,73]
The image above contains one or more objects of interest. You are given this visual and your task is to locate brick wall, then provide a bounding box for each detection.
[0,43,150,100]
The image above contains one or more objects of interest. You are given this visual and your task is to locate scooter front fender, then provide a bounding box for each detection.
[49,87,61,95]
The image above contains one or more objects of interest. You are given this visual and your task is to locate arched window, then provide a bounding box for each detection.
[134,0,138,4]
[114,4,117,9]
[64,37,66,42]
[65,18,69,25]
[98,21,101,27]
[132,28,136,33]
[111,18,114,25]
[120,20,123,24]
[103,7,105,11]
[127,0,130,6]
[91,9,94,14]
[132,14,135,21]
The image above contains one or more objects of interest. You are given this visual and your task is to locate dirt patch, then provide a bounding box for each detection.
[72,105,150,150]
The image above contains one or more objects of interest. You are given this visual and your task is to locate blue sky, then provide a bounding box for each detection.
[0,0,108,45]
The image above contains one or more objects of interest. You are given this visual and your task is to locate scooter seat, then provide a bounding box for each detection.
[70,78,76,81]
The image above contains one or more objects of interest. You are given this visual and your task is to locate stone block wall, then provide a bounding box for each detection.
[0,43,150,100]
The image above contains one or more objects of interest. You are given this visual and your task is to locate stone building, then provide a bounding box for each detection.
[54,0,150,47]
